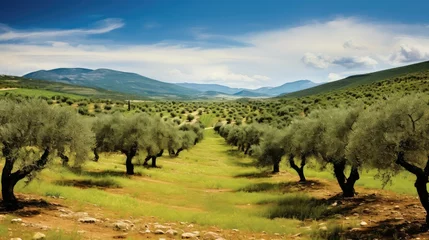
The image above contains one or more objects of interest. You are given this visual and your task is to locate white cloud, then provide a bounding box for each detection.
[302,54,378,69]
[332,56,378,69]
[0,18,124,41]
[390,44,429,63]
[301,53,331,69]
[343,40,367,50]
[1,17,429,87]
[328,73,343,82]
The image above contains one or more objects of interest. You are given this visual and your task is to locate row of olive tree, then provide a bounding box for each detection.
[219,105,362,196]
[92,113,204,174]
[0,99,204,209]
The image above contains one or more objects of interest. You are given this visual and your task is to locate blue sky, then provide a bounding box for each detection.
[1,0,429,88]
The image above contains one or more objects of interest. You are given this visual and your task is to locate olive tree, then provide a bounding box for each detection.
[289,106,361,195]
[92,113,152,175]
[0,99,94,209]
[252,126,286,173]
[347,95,429,222]
[143,119,177,167]
[317,107,361,197]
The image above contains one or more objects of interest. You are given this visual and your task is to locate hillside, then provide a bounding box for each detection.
[24,68,199,98]
[175,83,245,95]
[0,74,140,100]
[254,80,319,95]
[286,60,429,97]
[233,90,269,97]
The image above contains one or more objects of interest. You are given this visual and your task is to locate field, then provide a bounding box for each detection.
[0,129,427,240]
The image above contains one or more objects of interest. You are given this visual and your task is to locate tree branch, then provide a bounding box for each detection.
[395,151,424,176]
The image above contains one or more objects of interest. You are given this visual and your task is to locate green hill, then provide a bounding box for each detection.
[24,68,199,98]
[286,60,429,98]
[0,74,143,100]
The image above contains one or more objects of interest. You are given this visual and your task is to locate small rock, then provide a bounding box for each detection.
[78,217,97,223]
[10,238,22,240]
[182,232,196,238]
[292,233,302,237]
[319,226,328,231]
[192,231,200,237]
[11,218,22,223]
[166,229,178,236]
[32,232,46,240]
[203,231,220,240]
[155,224,168,229]
[187,224,194,228]
[113,221,132,231]
[394,205,400,210]
[232,229,239,232]
[353,213,359,216]
[363,208,371,214]
[155,229,165,235]
[74,212,89,218]
[360,221,368,226]
[77,230,86,234]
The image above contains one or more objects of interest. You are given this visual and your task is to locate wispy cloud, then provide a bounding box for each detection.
[0,18,124,41]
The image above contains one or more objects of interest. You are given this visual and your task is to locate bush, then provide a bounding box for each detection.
[187,114,195,122]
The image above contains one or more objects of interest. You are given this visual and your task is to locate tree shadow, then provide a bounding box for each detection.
[54,178,121,189]
[256,191,382,221]
[0,198,60,217]
[68,168,142,178]
[342,219,427,240]
[237,180,324,193]
[234,171,273,179]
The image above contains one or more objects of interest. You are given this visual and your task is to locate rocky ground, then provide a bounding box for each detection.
[2,177,429,240]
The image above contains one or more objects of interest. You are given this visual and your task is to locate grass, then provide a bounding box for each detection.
[259,193,334,220]
[2,88,84,100]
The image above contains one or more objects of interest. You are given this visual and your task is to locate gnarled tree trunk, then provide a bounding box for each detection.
[396,152,429,225]
[175,148,183,157]
[272,160,280,173]
[1,145,50,210]
[93,148,99,162]
[289,154,307,182]
[333,160,359,197]
[151,156,157,168]
[123,147,137,175]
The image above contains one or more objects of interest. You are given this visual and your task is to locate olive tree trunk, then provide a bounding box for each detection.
[289,154,306,182]
[151,156,157,168]
[396,152,429,225]
[123,147,137,175]
[272,160,280,173]
[175,148,183,157]
[333,160,359,197]
[1,145,50,210]
[93,148,99,162]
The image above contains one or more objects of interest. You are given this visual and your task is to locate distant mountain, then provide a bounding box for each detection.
[233,90,269,97]
[286,60,429,98]
[253,80,319,95]
[177,80,319,97]
[175,83,244,95]
[24,68,199,98]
